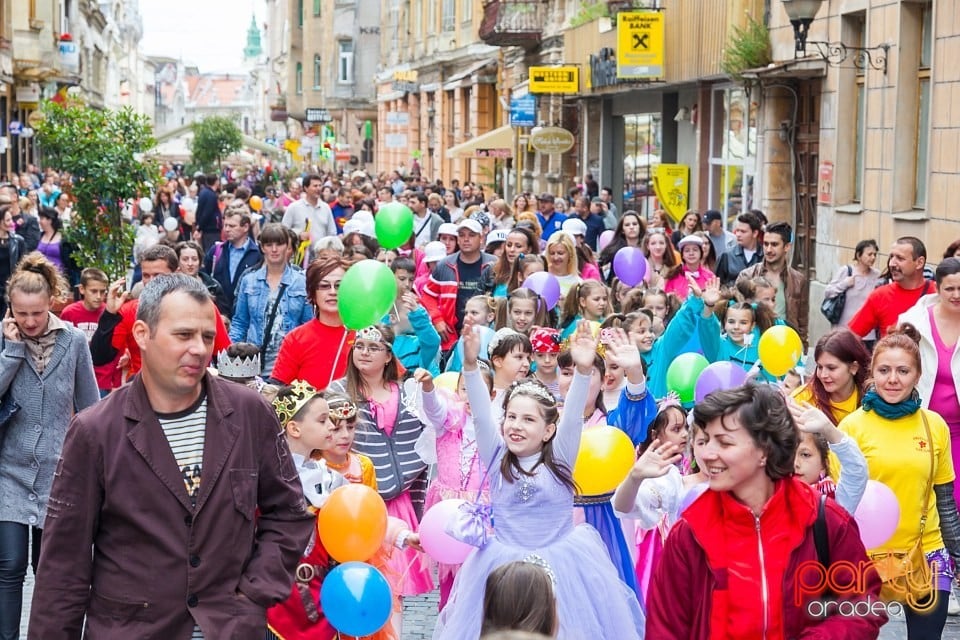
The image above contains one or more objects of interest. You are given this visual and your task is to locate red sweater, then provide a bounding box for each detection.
[111,298,231,375]
[848,280,934,338]
[646,478,886,640]
[271,319,355,390]
[60,301,123,391]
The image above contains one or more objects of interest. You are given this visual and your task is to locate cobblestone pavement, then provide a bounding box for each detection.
[19,571,960,639]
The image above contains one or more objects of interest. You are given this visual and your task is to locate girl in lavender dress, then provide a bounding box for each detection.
[433,319,645,640]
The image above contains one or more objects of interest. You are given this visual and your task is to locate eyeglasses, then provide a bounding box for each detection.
[354,343,388,354]
[316,281,342,291]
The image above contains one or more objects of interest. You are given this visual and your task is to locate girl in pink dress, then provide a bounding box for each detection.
[414,366,495,610]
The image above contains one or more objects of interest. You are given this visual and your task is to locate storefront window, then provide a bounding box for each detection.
[708,87,756,225]
[622,113,661,219]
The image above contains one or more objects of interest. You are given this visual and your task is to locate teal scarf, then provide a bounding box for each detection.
[861,386,922,419]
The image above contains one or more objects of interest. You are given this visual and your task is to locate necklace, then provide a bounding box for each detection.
[325,456,350,471]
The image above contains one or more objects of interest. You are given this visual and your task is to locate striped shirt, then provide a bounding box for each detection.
[157,394,207,640]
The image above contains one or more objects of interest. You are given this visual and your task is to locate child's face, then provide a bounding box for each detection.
[646,234,667,258]
[393,268,413,294]
[493,346,531,382]
[795,432,825,484]
[755,286,776,308]
[510,298,537,332]
[464,299,492,326]
[658,408,689,449]
[502,395,555,458]
[628,317,655,353]
[643,295,667,319]
[724,309,754,344]
[289,398,334,453]
[581,289,608,320]
[520,262,544,285]
[603,358,624,391]
[781,371,802,393]
[533,351,558,374]
[615,281,632,307]
[558,364,602,403]
[325,418,358,459]
[691,426,707,472]
[79,280,107,311]
[378,250,397,267]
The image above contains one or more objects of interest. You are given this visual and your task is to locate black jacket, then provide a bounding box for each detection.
[715,244,763,286]
[14,214,40,252]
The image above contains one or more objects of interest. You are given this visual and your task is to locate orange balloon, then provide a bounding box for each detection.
[318,484,388,562]
[249,195,263,211]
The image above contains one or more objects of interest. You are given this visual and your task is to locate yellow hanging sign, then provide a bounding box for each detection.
[617,11,665,79]
[529,66,580,94]
[652,164,690,223]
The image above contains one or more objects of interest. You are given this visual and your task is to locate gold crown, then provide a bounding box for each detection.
[328,397,358,421]
[272,380,318,425]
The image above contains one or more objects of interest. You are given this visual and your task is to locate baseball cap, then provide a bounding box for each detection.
[703,210,722,224]
[342,219,362,235]
[677,235,705,250]
[423,241,447,263]
[537,193,555,203]
[485,229,509,248]
[458,219,483,235]
[561,218,587,237]
[438,222,458,237]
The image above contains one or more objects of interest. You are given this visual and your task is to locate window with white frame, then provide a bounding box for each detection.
[338,40,354,84]
[461,0,471,23]
[707,87,755,223]
[442,0,455,30]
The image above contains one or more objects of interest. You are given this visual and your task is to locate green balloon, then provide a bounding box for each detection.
[665,353,710,404]
[337,260,398,330]
[374,202,415,250]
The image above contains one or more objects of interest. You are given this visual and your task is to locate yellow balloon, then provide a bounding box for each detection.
[757,325,803,377]
[433,372,460,393]
[249,195,263,211]
[573,426,636,496]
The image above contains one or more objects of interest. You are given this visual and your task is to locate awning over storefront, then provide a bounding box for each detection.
[741,57,828,81]
[442,58,498,90]
[445,125,514,159]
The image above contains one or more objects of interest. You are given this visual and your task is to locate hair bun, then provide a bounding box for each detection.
[890,322,922,345]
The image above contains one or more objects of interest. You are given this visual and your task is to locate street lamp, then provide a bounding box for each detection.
[781,0,889,74]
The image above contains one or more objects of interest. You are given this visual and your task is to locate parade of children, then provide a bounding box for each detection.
[12,156,960,640]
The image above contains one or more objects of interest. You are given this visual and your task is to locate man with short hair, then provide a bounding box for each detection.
[702,210,736,260]
[281,174,338,243]
[714,211,763,286]
[573,196,606,250]
[90,243,232,377]
[30,274,313,639]
[204,209,263,316]
[421,218,496,352]
[600,187,618,221]
[849,237,933,339]
[536,193,567,241]
[736,222,809,346]
[410,192,444,248]
[195,174,222,252]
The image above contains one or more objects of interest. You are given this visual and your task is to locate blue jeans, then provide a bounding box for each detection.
[0,522,41,640]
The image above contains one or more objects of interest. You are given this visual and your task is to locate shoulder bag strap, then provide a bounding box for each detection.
[260,282,288,359]
[847,265,853,278]
[918,411,936,537]
[814,493,830,567]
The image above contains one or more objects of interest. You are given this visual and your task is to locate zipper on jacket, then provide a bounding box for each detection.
[755,514,769,640]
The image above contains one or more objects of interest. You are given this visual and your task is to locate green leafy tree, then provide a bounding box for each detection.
[190,115,243,170]
[36,99,155,279]
[721,14,772,83]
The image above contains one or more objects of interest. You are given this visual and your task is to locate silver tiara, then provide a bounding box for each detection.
[217,352,260,379]
[487,327,522,357]
[522,553,557,588]
[356,326,385,343]
[510,381,555,404]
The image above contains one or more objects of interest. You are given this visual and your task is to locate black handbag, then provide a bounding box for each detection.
[820,266,852,324]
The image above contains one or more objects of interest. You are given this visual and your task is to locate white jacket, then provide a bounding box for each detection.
[898,293,960,409]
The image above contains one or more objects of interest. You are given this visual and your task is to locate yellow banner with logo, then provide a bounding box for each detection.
[617,11,665,79]
[652,164,690,223]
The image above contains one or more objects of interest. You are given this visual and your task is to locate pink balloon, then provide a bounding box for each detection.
[418,499,474,565]
[598,229,615,252]
[854,480,901,549]
[522,271,561,310]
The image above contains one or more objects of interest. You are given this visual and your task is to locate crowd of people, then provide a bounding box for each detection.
[1,161,960,639]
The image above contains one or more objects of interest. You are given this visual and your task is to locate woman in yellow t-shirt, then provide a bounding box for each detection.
[793,327,871,425]
[839,324,960,635]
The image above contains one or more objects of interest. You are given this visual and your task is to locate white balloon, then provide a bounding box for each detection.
[139,197,153,213]
[162,217,179,232]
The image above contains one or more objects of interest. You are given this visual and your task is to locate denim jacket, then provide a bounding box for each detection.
[229,264,313,348]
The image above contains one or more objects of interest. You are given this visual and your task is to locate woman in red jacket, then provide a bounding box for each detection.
[646,384,887,639]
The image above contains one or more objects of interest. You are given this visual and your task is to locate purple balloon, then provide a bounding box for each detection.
[695,361,749,402]
[523,271,561,310]
[854,480,901,549]
[613,247,647,286]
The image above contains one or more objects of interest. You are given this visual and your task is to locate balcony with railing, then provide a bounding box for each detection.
[479,1,545,49]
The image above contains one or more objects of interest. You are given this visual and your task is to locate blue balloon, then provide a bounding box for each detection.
[320,562,392,637]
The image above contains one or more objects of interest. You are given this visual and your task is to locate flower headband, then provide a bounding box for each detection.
[272,380,318,426]
[529,327,561,354]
